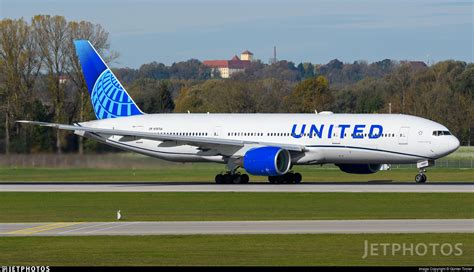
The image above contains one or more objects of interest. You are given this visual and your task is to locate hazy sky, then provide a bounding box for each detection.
[1,0,472,68]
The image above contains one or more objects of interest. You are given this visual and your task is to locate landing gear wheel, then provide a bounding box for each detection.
[415,173,427,183]
[223,174,233,184]
[232,174,241,184]
[215,174,223,184]
[268,176,276,184]
[284,173,295,184]
[276,175,285,184]
[241,174,249,184]
[294,173,302,184]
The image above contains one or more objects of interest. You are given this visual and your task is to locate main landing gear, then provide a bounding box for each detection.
[268,172,302,184]
[215,160,250,184]
[415,160,434,183]
[214,159,302,184]
[215,172,249,184]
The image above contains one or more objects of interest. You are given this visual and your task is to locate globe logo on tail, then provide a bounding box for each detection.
[91,69,141,119]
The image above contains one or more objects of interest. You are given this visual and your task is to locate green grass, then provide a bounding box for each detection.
[1,166,473,182]
[0,234,472,266]
[445,146,474,160]
[0,192,472,222]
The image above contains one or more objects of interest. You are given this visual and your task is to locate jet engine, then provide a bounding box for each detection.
[242,146,291,176]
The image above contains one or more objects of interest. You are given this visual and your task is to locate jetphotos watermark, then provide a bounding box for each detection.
[1,267,49,272]
[362,240,464,259]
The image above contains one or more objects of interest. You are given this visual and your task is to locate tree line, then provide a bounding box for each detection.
[0,15,114,154]
[0,16,472,155]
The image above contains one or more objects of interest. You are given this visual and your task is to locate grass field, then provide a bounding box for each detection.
[446,146,474,159]
[0,233,472,266]
[0,192,472,222]
[1,166,473,182]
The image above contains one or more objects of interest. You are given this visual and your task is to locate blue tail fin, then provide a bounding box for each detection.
[74,40,143,119]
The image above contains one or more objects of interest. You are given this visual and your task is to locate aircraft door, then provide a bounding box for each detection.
[399,127,409,145]
[332,126,341,144]
[213,126,222,137]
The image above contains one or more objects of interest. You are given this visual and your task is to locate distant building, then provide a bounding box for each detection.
[401,61,428,70]
[203,50,253,78]
[240,50,253,61]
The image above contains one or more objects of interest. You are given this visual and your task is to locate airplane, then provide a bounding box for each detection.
[18,40,460,184]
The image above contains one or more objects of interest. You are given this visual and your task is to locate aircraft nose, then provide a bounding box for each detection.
[447,136,460,154]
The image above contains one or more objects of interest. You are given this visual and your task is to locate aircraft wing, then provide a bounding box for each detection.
[17,120,306,152]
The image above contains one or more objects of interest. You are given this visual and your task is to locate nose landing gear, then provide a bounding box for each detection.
[415,172,427,183]
[415,160,434,183]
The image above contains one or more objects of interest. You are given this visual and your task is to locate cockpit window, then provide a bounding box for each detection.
[432,130,452,136]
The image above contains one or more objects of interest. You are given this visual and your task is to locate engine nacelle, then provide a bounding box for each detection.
[242,146,291,176]
[336,163,382,174]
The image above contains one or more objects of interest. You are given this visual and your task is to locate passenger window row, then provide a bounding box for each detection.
[226,132,397,138]
[156,132,209,136]
[152,131,401,138]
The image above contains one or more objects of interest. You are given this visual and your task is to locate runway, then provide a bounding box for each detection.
[1,219,472,236]
[0,182,473,192]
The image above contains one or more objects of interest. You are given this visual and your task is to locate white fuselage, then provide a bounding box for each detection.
[79,113,460,165]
